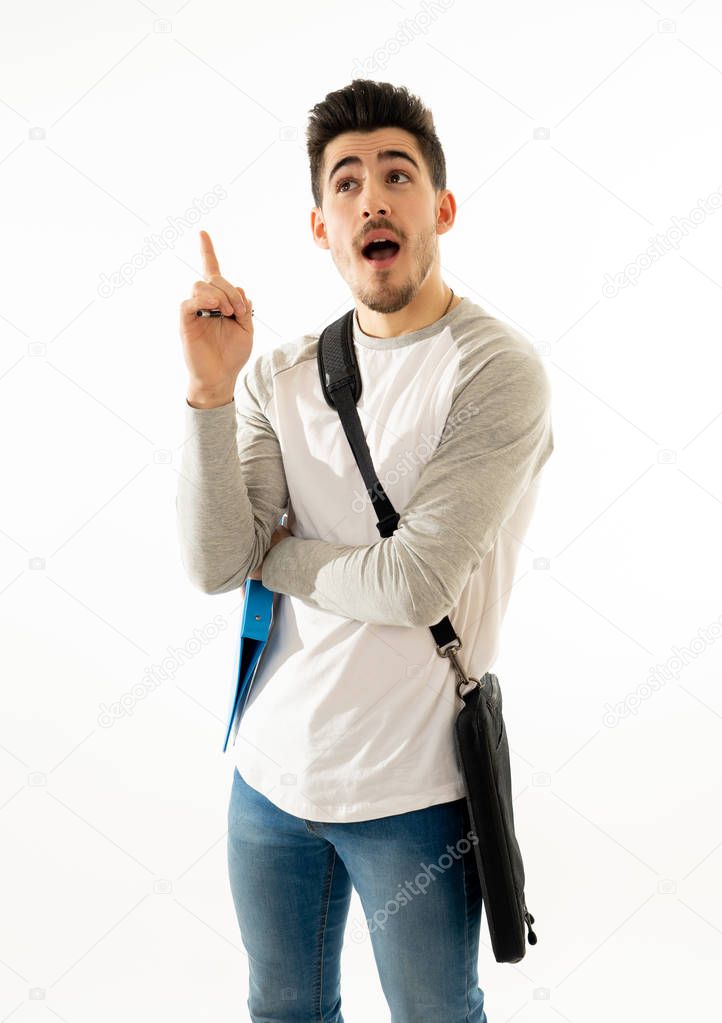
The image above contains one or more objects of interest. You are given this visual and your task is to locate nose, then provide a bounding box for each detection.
[359,185,389,220]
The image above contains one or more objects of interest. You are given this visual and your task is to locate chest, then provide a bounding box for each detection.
[271,337,460,543]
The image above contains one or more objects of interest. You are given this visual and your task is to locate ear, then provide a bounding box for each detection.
[310,207,330,250]
[436,189,457,236]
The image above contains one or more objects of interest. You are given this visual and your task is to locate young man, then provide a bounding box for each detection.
[177,79,554,1023]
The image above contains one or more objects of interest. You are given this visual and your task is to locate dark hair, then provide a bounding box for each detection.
[305,79,447,208]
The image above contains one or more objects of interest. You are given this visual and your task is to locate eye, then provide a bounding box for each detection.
[335,170,411,193]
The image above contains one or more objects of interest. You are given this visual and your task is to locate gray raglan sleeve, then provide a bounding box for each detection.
[175,353,289,594]
[261,348,554,627]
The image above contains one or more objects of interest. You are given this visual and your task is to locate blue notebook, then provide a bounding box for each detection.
[222,579,276,752]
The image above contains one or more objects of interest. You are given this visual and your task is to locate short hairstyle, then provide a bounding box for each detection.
[305,78,447,208]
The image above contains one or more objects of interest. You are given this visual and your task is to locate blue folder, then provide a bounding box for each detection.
[222,579,276,752]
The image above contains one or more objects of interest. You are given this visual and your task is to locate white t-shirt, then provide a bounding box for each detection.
[176,296,554,822]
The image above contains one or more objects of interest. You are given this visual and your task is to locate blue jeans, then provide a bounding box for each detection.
[226,766,488,1022]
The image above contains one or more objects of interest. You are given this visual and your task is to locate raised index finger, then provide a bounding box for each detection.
[199,230,221,280]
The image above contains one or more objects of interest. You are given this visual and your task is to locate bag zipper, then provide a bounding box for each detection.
[523,900,538,945]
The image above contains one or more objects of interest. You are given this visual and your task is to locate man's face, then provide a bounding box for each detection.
[311,127,453,314]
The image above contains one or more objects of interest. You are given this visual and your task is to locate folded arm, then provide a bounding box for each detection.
[261,350,554,627]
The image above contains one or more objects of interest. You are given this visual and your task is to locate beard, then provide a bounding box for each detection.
[333,223,439,315]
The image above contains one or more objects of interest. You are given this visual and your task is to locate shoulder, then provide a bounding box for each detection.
[241,333,320,412]
[450,299,551,409]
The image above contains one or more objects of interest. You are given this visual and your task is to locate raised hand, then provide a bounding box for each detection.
[180,230,254,407]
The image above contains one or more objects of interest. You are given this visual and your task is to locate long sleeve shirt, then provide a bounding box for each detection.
[176,295,554,822]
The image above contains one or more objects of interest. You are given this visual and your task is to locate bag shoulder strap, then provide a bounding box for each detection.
[317,309,463,660]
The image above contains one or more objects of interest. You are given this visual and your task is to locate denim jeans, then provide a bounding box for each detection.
[226,765,488,1023]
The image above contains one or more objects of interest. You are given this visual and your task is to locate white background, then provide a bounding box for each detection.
[2,0,721,1020]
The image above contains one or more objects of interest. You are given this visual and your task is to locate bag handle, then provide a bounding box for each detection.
[317,310,478,698]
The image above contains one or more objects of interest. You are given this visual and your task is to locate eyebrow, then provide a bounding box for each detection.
[327,149,421,186]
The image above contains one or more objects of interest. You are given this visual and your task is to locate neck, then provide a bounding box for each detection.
[355,278,457,339]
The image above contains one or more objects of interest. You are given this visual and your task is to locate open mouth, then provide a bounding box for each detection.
[361,238,401,269]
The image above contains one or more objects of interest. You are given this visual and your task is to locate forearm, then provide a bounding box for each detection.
[176,399,261,594]
[261,533,446,627]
